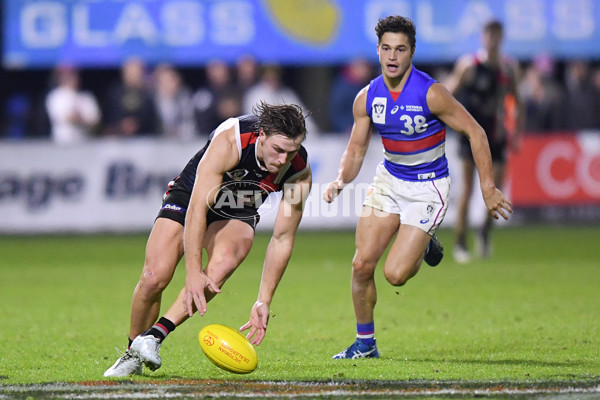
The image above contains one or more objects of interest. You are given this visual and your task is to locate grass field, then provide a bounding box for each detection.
[1,226,599,398]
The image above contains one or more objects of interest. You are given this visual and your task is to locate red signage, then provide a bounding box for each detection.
[508,133,600,206]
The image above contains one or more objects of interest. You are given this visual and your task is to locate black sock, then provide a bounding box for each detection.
[142,317,176,343]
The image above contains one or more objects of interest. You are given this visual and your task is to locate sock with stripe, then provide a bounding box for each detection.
[356,321,375,346]
[142,317,176,343]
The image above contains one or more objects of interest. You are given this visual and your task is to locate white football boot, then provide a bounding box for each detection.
[130,335,162,371]
[453,244,471,264]
[103,349,142,377]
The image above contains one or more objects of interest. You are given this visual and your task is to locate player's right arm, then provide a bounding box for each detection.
[443,54,473,95]
[323,86,373,203]
[183,121,240,317]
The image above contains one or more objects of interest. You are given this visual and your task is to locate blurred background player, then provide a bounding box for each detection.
[444,20,523,263]
[323,15,513,359]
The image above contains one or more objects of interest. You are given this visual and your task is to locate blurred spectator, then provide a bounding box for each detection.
[3,94,32,140]
[243,64,319,134]
[519,54,563,132]
[215,90,243,123]
[561,60,597,130]
[192,60,237,134]
[329,58,374,134]
[103,58,159,137]
[235,55,260,98]
[153,64,196,140]
[45,65,101,144]
[591,66,600,129]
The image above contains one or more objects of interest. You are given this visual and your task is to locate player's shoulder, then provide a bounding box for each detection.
[293,145,310,171]
[355,83,371,102]
[294,145,309,166]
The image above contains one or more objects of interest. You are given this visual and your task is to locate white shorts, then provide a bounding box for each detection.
[363,163,450,234]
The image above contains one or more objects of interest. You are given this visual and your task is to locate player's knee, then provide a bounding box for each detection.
[352,257,376,281]
[215,241,251,268]
[384,268,410,286]
[139,265,171,294]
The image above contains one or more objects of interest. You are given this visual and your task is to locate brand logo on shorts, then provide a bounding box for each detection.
[162,203,185,213]
[420,205,434,224]
[418,172,436,180]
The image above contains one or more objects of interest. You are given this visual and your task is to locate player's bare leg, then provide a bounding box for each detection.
[130,218,184,339]
[454,159,475,263]
[352,207,399,324]
[478,162,506,258]
[333,207,397,359]
[164,219,255,325]
[131,219,255,371]
[383,224,432,286]
[104,218,183,377]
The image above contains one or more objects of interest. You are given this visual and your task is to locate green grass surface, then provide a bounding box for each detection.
[0,226,599,385]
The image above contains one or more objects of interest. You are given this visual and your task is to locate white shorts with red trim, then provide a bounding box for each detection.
[363,163,450,234]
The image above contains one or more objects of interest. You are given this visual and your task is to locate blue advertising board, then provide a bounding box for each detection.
[3,0,600,68]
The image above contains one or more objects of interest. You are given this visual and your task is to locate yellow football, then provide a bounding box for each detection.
[198,324,258,374]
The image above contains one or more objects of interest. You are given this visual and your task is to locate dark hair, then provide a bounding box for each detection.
[253,101,307,140]
[483,20,503,34]
[375,16,417,50]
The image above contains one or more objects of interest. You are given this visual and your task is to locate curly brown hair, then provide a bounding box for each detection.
[252,101,308,140]
[375,15,417,51]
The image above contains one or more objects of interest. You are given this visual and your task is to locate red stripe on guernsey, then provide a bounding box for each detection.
[390,91,401,101]
[382,128,446,153]
[239,131,258,149]
[260,174,279,192]
[290,152,307,173]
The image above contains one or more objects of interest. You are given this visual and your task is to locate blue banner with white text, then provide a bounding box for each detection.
[4,0,600,68]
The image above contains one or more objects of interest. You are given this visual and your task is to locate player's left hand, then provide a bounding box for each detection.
[483,187,513,220]
[240,301,269,345]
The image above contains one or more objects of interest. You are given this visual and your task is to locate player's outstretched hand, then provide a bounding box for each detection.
[322,180,344,203]
[240,301,269,345]
[483,187,513,220]
[183,270,221,317]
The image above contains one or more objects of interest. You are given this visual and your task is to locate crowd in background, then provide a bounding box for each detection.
[2,55,600,143]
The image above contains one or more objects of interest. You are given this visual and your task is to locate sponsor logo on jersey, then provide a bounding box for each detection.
[405,105,423,112]
[391,105,399,114]
[372,97,387,124]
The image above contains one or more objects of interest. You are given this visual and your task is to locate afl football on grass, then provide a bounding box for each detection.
[198,324,258,374]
